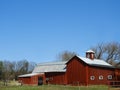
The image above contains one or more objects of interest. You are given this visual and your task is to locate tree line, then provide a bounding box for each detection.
[0,60,36,85]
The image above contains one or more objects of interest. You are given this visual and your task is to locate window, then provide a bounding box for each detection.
[99,75,103,80]
[46,78,49,81]
[90,76,95,80]
[108,75,112,80]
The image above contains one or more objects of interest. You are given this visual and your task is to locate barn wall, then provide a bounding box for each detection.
[115,68,120,80]
[19,74,45,85]
[45,72,67,85]
[88,66,114,85]
[19,77,31,85]
[30,75,38,85]
[66,56,87,85]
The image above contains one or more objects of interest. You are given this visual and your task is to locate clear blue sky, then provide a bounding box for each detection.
[0,0,120,63]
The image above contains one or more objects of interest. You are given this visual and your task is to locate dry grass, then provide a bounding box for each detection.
[0,85,110,90]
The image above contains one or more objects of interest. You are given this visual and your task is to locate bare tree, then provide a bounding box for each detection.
[14,60,36,80]
[0,61,3,80]
[0,59,36,82]
[14,60,28,80]
[90,42,120,66]
[91,43,106,59]
[2,61,14,86]
[58,51,77,61]
[28,62,36,73]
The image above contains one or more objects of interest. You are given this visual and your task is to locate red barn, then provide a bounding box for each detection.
[66,56,114,85]
[18,50,120,86]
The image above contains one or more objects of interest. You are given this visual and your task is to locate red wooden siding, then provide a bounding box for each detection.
[66,56,87,85]
[19,77,31,85]
[115,69,120,80]
[19,74,45,85]
[88,66,114,85]
[45,72,67,85]
[66,56,115,86]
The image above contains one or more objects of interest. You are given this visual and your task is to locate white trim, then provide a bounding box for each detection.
[90,76,95,80]
[18,73,43,77]
[108,75,112,80]
[99,75,103,80]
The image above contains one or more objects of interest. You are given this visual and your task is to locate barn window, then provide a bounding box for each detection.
[99,75,103,80]
[90,76,95,80]
[108,75,112,80]
[46,78,49,81]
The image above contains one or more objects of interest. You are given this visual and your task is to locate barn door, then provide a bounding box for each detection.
[38,77,43,85]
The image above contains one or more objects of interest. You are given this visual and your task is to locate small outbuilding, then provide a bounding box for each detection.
[18,61,67,85]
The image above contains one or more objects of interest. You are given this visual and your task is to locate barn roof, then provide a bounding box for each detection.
[18,73,43,77]
[78,56,114,68]
[32,61,67,73]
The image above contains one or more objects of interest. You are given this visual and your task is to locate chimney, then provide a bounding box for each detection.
[86,50,95,60]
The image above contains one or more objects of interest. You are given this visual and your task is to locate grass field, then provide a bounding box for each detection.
[0,85,119,90]
[0,81,119,90]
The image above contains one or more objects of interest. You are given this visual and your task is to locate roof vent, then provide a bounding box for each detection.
[86,50,95,60]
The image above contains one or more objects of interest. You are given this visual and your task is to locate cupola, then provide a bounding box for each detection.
[86,50,95,60]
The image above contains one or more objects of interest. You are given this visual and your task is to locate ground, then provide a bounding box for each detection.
[0,85,119,90]
[0,81,119,90]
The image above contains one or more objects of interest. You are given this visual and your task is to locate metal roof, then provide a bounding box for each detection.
[78,56,114,68]
[25,56,113,74]
[32,61,67,73]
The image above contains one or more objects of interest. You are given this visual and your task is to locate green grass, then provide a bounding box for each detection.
[0,85,111,90]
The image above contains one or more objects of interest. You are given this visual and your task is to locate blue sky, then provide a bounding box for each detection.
[0,0,120,63]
